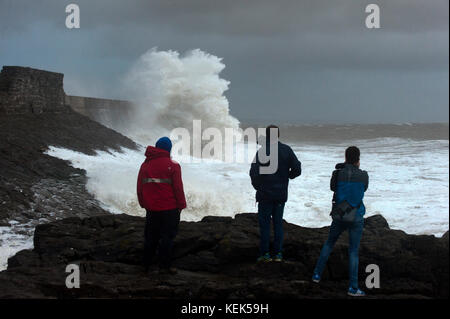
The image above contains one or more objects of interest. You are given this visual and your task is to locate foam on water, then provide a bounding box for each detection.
[46,137,449,236]
[45,145,250,221]
[0,223,34,270]
[285,138,449,236]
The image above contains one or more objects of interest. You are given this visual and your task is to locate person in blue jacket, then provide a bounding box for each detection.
[250,125,302,263]
[312,146,369,297]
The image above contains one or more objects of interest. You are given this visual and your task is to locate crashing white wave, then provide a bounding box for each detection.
[45,146,252,221]
[122,48,239,146]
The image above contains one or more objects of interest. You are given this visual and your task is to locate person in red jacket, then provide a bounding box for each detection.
[137,136,186,274]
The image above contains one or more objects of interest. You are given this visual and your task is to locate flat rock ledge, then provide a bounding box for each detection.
[0,213,448,299]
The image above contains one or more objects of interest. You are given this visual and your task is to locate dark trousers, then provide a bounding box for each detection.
[257,200,285,255]
[143,209,180,269]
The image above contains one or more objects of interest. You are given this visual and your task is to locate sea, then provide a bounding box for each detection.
[46,122,449,237]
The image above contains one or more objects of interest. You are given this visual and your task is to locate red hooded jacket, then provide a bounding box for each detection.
[137,146,187,212]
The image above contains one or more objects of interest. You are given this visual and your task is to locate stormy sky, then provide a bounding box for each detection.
[0,0,448,124]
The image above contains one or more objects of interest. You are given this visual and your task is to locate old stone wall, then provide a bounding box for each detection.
[0,66,66,114]
[0,66,135,131]
[65,95,134,129]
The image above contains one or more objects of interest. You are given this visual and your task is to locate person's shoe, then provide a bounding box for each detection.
[347,287,366,297]
[257,253,272,263]
[159,267,178,275]
[312,273,321,283]
[273,252,283,262]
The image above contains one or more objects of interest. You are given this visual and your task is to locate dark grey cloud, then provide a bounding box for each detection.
[0,0,448,123]
[2,0,447,35]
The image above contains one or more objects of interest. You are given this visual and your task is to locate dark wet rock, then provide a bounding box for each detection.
[442,231,449,244]
[0,213,447,299]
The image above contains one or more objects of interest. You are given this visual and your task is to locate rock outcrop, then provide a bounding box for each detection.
[0,213,447,299]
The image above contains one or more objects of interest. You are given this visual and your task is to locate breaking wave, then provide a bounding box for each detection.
[122,48,239,145]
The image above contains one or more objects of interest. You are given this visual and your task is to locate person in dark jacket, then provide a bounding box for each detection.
[312,146,369,297]
[250,125,301,262]
[137,136,187,274]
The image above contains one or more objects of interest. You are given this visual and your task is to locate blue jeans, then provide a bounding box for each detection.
[258,200,285,255]
[313,214,364,289]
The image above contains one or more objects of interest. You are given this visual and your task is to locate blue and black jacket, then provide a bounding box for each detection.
[250,141,301,203]
[331,163,369,216]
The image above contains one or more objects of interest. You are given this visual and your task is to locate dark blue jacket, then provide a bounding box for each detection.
[250,141,301,203]
[331,163,369,216]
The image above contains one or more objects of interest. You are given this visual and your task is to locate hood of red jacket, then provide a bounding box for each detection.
[145,146,170,161]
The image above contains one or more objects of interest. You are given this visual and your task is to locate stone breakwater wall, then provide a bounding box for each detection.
[0,66,66,114]
[0,66,135,128]
[64,95,135,130]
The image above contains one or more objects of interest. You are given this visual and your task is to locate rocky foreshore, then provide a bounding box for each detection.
[0,212,448,299]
